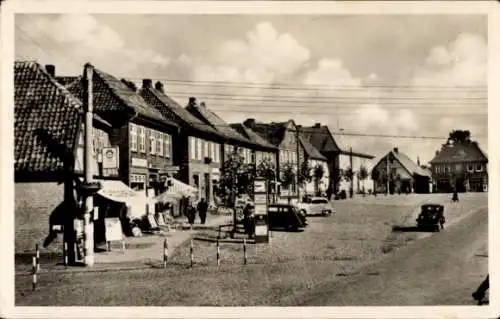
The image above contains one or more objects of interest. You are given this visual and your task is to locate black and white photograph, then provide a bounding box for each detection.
[1,1,498,318]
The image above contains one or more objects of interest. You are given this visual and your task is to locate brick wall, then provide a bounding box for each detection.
[15,182,64,253]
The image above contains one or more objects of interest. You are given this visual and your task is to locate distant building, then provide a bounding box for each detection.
[371,147,431,194]
[298,133,329,196]
[429,140,488,193]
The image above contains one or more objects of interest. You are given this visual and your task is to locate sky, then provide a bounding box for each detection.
[14,14,488,167]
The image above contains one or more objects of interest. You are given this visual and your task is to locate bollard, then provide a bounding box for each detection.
[216,240,220,267]
[243,239,247,265]
[163,238,168,268]
[35,243,40,272]
[63,242,68,268]
[32,256,37,291]
[122,240,126,252]
[190,239,194,268]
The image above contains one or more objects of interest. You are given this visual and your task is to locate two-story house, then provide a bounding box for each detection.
[63,66,180,205]
[243,119,305,199]
[139,81,228,206]
[298,134,329,196]
[430,140,488,193]
[371,147,431,194]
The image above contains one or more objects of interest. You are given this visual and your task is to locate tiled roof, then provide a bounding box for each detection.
[299,134,327,161]
[373,149,431,177]
[247,121,288,147]
[229,123,277,150]
[55,76,79,87]
[186,102,251,145]
[299,125,341,153]
[66,66,179,128]
[430,142,488,164]
[139,87,221,137]
[14,61,82,177]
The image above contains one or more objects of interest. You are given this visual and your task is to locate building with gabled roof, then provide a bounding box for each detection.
[139,80,229,205]
[371,147,431,194]
[430,140,488,193]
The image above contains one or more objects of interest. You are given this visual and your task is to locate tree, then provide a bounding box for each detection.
[313,164,325,196]
[343,166,354,198]
[358,165,368,197]
[298,160,312,193]
[448,130,471,144]
[218,149,246,207]
[280,162,296,200]
[256,157,277,202]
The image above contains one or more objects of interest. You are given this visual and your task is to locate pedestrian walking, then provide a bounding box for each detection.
[243,203,255,239]
[452,187,459,202]
[186,202,196,225]
[197,198,208,225]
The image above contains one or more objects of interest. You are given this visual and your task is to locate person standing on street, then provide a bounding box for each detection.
[197,198,208,225]
[243,203,255,239]
[452,186,459,202]
[186,201,196,225]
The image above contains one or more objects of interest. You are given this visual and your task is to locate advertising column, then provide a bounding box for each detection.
[253,179,269,243]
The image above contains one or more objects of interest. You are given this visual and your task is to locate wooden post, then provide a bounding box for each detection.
[35,243,40,272]
[243,239,247,265]
[32,257,37,291]
[63,242,68,268]
[163,238,168,268]
[216,239,220,267]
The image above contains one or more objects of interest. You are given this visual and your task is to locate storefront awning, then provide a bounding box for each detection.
[78,178,156,206]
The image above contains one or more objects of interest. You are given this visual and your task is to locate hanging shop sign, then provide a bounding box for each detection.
[102,147,119,169]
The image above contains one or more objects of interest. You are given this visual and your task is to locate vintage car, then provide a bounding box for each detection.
[297,196,335,216]
[267,204,307,231]
[416,204,445,232]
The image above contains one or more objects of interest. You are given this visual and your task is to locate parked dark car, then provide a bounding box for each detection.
[334,190,347,200]
[267,204,307,231]
[416,204,445,232]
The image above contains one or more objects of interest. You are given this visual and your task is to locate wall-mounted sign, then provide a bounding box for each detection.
[255,205,267,215]
[102,147,119,169]
[254,194,267,205]
[164,165,180,172]
[132,157,148,168]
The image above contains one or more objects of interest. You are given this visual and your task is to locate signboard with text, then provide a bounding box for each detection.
[253,179,269,243]
[102,147,119,169]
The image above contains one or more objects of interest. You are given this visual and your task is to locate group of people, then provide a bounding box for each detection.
[185,198,209,225]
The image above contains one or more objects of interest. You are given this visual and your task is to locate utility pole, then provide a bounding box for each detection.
[386,152,390,196]
[295,127,300,202]
[349,147,353,198]
[82,63,96,267]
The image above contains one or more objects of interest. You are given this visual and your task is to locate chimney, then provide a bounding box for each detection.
[393,147,398,153]
[142,79,153,89]
[314,123,321,128]
[154,81,164,92]
[188,97,197,106]
[200,102,206,108]
[435,150,440,156]
[417,156,420,166]
[45,64,55,77]
[244,118,256,129]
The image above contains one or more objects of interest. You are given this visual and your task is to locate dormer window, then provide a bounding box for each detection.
[467,164,474,172]
[476,163,482,172]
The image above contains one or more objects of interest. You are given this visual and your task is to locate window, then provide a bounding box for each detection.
[204,140,209,158]
[130,123,137,152]
[189,137,196,160]
[476,163,482,172]
[157,132,163,156]
[164,134,171,158]
[251,151,256,163]
[467,163,474,172]
[455,163,462,172]
[197,138,202,160]
[215,144,220,163]
[149,129,156,155]
[138,126,146,153]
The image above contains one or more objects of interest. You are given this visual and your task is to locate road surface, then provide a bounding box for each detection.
[295,207,488,306]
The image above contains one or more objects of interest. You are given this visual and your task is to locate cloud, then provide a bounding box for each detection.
[305,58,362,87]
[413,33,487,86]
[17,14,170,75]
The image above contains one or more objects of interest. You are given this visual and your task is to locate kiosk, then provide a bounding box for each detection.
[253,179,269,243]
